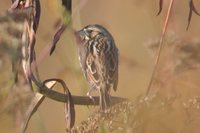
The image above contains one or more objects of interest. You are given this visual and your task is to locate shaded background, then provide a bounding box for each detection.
[0,0,200,132]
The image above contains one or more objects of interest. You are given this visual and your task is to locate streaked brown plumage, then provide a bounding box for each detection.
[75,24,118,110]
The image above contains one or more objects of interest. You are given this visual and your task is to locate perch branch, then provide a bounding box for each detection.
[31,73,126,105]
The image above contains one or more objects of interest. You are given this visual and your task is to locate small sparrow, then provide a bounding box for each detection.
[75,24,119,110]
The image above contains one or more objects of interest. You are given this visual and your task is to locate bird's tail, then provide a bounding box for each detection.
[99,87,111,111]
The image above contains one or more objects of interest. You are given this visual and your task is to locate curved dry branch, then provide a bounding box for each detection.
[44,78,75,130]
[31,73,126,105]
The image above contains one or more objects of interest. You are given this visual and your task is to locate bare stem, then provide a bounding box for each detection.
[146,0,175,96]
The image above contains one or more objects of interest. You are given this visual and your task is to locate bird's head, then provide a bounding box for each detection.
[75,24,110,43]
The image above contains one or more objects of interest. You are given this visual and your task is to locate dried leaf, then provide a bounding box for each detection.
[49,0,72,55]
[187,0,200,30]
[44,79,75,131]
[20,81,57,133]
[49,24,66,55]
[157,0,163,16]
[62,0,72,14]
[33,0,41,32]
[10,0,20,9]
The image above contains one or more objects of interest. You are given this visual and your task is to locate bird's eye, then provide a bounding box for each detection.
[86,29,93,34]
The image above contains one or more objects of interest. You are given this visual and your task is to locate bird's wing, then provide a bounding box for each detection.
[98,37,118,91]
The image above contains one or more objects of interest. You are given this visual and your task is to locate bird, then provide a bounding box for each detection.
[75,24,119,111]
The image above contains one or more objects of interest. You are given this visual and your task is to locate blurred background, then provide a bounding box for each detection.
[1,0,200,132]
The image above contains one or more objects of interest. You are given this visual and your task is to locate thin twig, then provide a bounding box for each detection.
[146,0,175,96]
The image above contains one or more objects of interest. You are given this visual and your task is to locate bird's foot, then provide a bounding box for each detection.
[87,91,96,105]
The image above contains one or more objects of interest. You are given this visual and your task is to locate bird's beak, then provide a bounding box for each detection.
[74,30,85,44]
